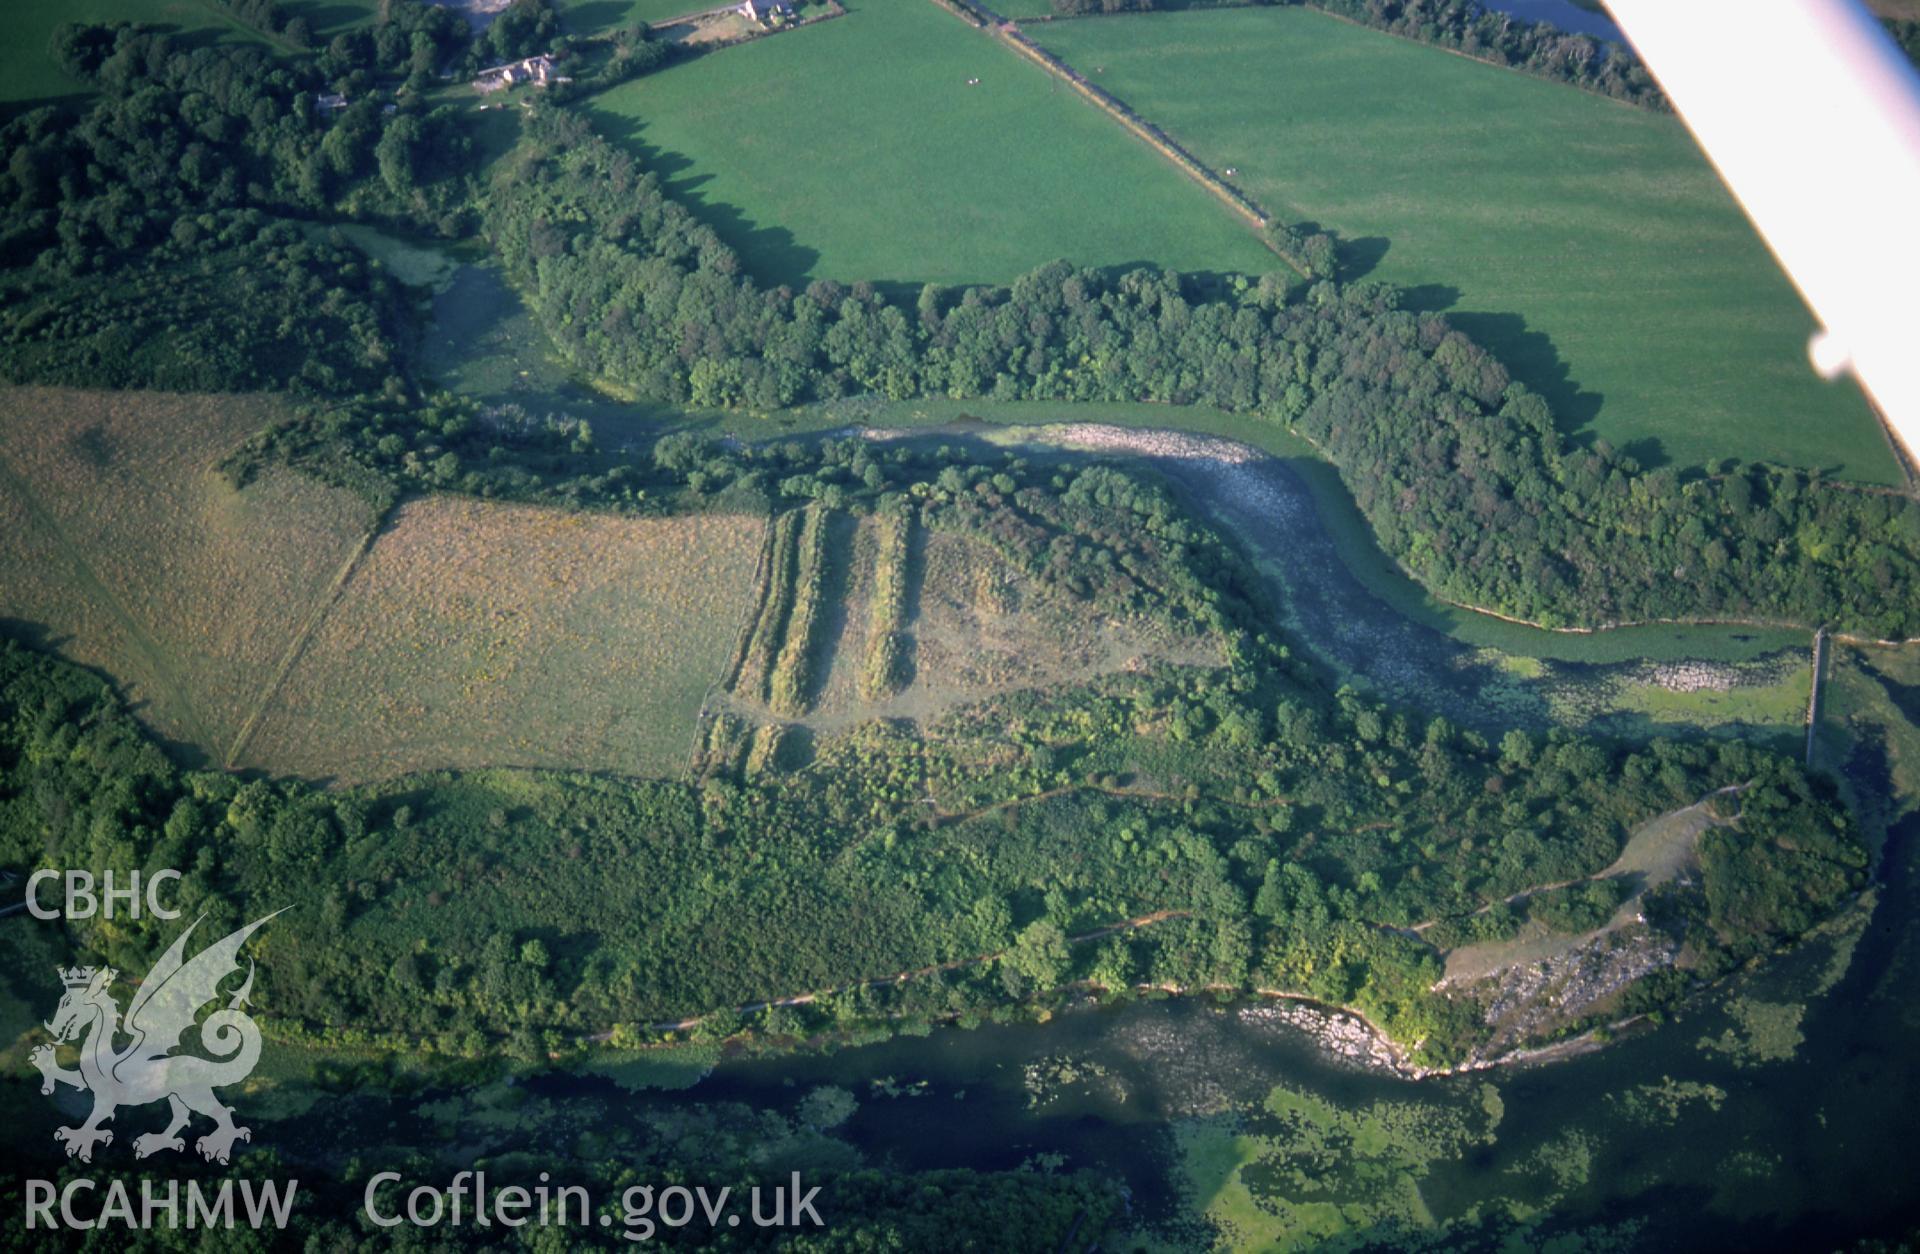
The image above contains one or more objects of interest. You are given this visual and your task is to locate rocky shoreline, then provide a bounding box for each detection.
[1241,991,1620,1082]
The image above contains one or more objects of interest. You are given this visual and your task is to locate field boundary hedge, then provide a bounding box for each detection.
[738,509,806,700]
[921,0,1312,276]
[860,502,917,701]
[768,505,833,716]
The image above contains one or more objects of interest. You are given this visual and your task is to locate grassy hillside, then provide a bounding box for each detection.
[1027,7,1896,481]
[582,0,1277,289]
[0,387,375,761]
[0,388,762,783]
[245,497,763,782]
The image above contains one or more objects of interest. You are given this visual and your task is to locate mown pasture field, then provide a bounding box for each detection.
[582,0,1276,288]
[556,0,710,36]
[0,0,279,107]
[281,0,382,39]
[1027,7,1897,481]
[242,497,764,782]
[0,387,375,762]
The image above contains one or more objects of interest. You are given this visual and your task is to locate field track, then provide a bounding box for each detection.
[221,526,382,769]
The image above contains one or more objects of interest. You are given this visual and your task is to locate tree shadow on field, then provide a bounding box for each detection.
[1337,235,1391,282]
[855,279,926,306]
[284,1,369,36]
[558,0,633,36]
[589,112,823,290]
[774,724,816,772]
[0,91,90,129]
[1619,436,1670,472]
[802,512,859,709]
[1397,283,1460,314]
[1430,307,1614,452]
[0,617,215,771]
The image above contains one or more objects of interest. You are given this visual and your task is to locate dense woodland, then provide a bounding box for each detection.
[1,439,1868,1067]
[0,7,665,391]
[490,107,1920,637]
[0,212,405,393]
[0,1,1883,1068]
[5,14,1914,633]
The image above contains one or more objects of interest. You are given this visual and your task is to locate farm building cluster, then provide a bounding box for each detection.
[473,53,567,93]
[739,0,797,25]
[313,92,397,116]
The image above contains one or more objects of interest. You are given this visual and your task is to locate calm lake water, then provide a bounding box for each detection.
[1481,0,1624,43]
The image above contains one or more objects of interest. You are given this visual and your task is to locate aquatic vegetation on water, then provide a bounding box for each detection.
[1699,998,1807,1067]
[1166,1081,1501,1249]
[1023,1053,1123,1109]
[1512,1127,1599,1196]
[1607,1077,1728,1127]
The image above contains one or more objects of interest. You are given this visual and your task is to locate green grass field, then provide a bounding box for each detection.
[1027,7,1897,481]
[282,0,382,38]
[582,0,1277,288]
[0,0,278,106]
[0,387,377,762]
[558,0,712,34]
[242,496,764,782]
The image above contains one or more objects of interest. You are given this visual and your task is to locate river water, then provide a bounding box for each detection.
[402,258,1904,1242]
[555,810,1915,1247]
[554,421,1918,1247]
[1480,0,1624,43]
